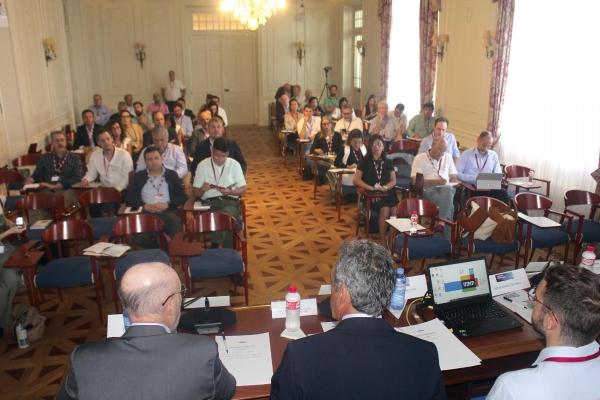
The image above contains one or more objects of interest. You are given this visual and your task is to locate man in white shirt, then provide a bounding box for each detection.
[334,104,363,137]
[137,126,188,179]
[488,264,600,400]
[172,103,193,139]
[161,70,186,112]
[388,103,407,138]
[81,128,134,217]
[292,85,305,106]
[418,117,461,164]
[193,137,247,249]
[411,136,458,239]
[297,104,321,166]
[211,96,229,127]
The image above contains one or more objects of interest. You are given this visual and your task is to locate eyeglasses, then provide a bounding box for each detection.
[527,286,552,312]
[161,284,186,306]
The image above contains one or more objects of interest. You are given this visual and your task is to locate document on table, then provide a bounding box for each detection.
[318,285,331,295]
[396,319,481,371]
[494,290,533,323]
[107,314,125,338]
[215,333,273,386]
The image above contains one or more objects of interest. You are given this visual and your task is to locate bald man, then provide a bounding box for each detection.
[58,262,236,400]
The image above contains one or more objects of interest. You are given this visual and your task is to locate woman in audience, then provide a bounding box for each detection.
[309,116,342,186]
[280,98,303,155]
[353,133,398,248]
[362,94,377,121]
[121,110,144,164]
[207,101,226,126]
[331,97,356,120]
[164,113,183,146]
[308,97,325,117]
[107,119,131,154]
[327,129,366,204]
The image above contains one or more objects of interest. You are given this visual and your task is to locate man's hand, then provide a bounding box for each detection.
[437,178,447,185]
[144,204,156,213]
[83,147,91,155]
[153,202,168,212]
[24,177,34,185]
[39,182,62,190]
[347,163,357,169]
[413,134,421,139]
[201,182,212,192]
[314,149,323,154]
[81,179,89,187]
[450,177,459,183]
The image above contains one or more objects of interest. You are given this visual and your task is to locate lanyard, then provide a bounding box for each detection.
[381,116,388,130]
[353,149,363,162]
[425,118,430,133]
[53,153,68,175]
[427,151,442,175]
[474,149,488,171]
[543,348,600,363]
[103,147,115,176]
[327,137,333,153]
[211,159,226,187]
[148,172,165,195]
[373,160,383,184]
[86,125,94,141]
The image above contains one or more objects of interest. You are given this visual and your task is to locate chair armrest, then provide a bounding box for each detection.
[97,234,113,243]
[434,216,457,227]
[547,209,572,221]
[533,178,551,184]
[21,240,40,252]
[564,208,585,219]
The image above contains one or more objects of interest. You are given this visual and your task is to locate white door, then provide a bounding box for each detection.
[189,33,256,125]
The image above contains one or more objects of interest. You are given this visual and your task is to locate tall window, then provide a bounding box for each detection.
[500,0,600,208]
[353,9,363,90]
[387,0,420,116]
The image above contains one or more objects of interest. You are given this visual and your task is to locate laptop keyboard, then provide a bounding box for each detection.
[441,302,507,326]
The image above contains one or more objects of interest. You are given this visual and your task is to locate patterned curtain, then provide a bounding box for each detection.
[487,0,515,145]
[378,0,393,101]
[419,0,440,106]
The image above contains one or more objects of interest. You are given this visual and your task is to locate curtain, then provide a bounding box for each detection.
[419,0,439,106]
[486,0,515,145]
[378,0,392,101]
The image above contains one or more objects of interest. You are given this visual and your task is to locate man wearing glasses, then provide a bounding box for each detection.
[57,262,236,400]
[333,104,363,137]
[488,264,600,399]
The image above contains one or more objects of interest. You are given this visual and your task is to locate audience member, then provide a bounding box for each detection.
[57,261,236,399]
[353,134,398,248]
[369,101,400,144]
[323,84,340,115]
[177,98,195,120]
[133,101,153,133]
[197,93,213,115]
[206,101,226,127]
[191,117,246,177]
[334,103,362,136]
[362,94,377,121]
[121,110,144,164]
[331,97,356,120]
[147,92,169,116]
[279,98,302,155]
[292,85,305,105]
[81,128,133,217]
[411,136,458,239]
[276,93,290,126]
[301,89,312,108]
[143,112,180,148]
[329,129,366,200]
[389,103,407,137]
[275,83,292,100]
[127,146,186,248]
[74,110,100,154]
[188,110,211,156]
[407,102,435,138]
[193,137,247,249]
[161,70,186,112]
[210,96,229,127]
[310,116,342,185]
[164,113,183,145]
[137,126,188,179]
[418,117,460,164]
[271,239,445,400]
[298,104,321,175]
[110,102,128,121]
[107,119,131,154]
[308,96,325,117]
[88,94,111,126]
[124,94,135,115]
[488,264,600,400]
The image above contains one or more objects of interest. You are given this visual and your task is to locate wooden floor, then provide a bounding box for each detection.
[0,125,568,399]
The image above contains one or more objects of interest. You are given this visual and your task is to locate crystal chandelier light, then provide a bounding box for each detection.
[221,0,285,31]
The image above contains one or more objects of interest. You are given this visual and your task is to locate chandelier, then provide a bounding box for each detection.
[221,0,285,31]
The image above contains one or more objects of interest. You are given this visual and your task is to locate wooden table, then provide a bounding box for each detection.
[506,177,542,191]
[4,246,45,307]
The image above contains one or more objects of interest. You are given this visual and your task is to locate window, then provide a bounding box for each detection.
[354,9,363,29]
[192,13,248,31]
[353,9,363,90]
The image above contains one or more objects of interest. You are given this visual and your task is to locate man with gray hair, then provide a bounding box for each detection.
[271,239,446,400]
[334,103,363,135]
[57,262,236,400]
[110,101,129,121]
[137,125,188,179]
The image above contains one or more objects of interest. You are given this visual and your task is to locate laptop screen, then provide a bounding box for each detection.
[428,258,491,306]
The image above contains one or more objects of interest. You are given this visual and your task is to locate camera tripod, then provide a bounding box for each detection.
[318,67,332,104]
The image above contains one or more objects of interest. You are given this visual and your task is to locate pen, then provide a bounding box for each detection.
[221,332,229,353]
[503,296,528,309]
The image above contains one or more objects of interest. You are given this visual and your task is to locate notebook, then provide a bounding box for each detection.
[427,257,523,338]
[476,173,503,189]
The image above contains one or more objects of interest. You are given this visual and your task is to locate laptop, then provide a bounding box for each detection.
[427,257,523,338]
[476,173,503,189]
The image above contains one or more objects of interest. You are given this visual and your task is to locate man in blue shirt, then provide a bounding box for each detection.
[418,117,460,164]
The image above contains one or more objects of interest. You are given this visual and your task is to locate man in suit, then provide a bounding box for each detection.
[270,239,446,400]
[74,110,101,154]
[191,117,246,177]
[57,261,236,400]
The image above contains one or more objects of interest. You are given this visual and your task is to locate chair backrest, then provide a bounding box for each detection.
[0,169,24,185]
[466,196,507,212]
[409,173,424,198]
[12,154,42,168]
[79,187,122,207]
[41,219,95,243]
[186,212,238,234]
[564,190,600,208]
[127,170,137,191]
[27,143,38,154]
[396,198,439,218]
[389,140,420,155]
[112,214,165,237]
[505,165,532,179]
[514,192,552,212]
[16,192,66,221]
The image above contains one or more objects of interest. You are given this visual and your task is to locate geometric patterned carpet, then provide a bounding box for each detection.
[0,125,571,399]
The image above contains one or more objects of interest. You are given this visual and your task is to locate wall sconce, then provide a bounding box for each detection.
[294,41,306,66]
[43,38,57,66]
[356,40,365,57]
[483,30,495,59]
[135,42,146,69]
[432,33,449,61]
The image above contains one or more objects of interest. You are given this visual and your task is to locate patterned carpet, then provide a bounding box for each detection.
[0,125,570,399]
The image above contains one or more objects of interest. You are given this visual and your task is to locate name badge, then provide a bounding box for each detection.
[0,244,4,254]
[51,176,59,182]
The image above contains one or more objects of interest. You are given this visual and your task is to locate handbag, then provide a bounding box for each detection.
[11,304,46,342]
[489,206,518,243]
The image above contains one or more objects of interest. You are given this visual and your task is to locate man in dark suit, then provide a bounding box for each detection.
[271,239,447,400]
[57,262,236,400]
[191,117,246,177]
[74,109,101,154]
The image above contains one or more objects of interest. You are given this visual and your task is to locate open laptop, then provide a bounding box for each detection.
[476,173,503,189]
[427,257,523,338]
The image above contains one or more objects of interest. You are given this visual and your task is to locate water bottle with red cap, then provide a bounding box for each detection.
[580,246,596,272]
[285,285,301,332]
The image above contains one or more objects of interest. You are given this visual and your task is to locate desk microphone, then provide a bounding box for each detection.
[179,295,237,335]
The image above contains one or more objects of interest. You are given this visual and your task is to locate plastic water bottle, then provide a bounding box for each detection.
[410,211,418,235]
[528,170,534,186]
[390,268,407,310]
[580,246,596,271]
[285,286,301,332]
[123,310,131,331]
[16,323,29,348]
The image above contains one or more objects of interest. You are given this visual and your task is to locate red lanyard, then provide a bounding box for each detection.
[373,160,383,184]
[103,148,115,176]
[86,126,94,142]
[327,137,333,153]
[53,153,68,175]
[353,149,363,162]
[543,348,600,363]
[474,149,488,171]
[211,159,225,187]
[148,173,164,194]
[427,151,442,175]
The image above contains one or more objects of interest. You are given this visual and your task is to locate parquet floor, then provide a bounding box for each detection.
[0,125,569,399]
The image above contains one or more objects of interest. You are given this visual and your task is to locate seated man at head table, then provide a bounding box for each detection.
[271,239,446,400]
[137,126,188,180]
[368,101,401,145]
[455,131,508,204]
[411,136,459,240]
[418,117,460,165]
[127,145,186,249]
[487,264,600,400]
[406,101,435,139]
[57,262,236,400]
[74,109,101,155]
[333,103,362,137]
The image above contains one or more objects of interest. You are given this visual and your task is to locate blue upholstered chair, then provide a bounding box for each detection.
[392,198,456,271]
[561,190,600,263]
[16,192,68,242]
[457,197,520,269]
[78,187,122,241]
[34,220,105,323]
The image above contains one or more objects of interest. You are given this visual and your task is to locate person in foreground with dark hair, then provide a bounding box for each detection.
[271,239,446,400]
[57,262,236,400]
[488,264,600,399]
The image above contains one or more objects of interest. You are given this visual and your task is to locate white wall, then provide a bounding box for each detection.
[360,0,381,108]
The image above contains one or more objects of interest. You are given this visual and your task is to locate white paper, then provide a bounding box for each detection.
[318,285,331,295]
[396,319,481,371]
[271,298,318,319]
[22,183,40,190]
[124,206,142,214]
[593,260,600,275]
[280,328,306,340]
[107,314,126,338]
[489,268,531,297]
[183,296,230,308]
[193,201,210,211]
[525,261,551,273]
[216,333,273,386]
[386,218,425,232]
[321,321,336,332]
[493,290,533,324]
[405,274,428,300]
[517,213,560,228]
[30,220,52,229]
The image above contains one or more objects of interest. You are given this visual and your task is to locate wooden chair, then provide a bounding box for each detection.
[561,190,600,263]
[0,169,24,217]
[389,139,420,156]
[78,187,123,241]
[504,165,551,197]
[355,186,388,239]
[409,173,424,198]
[12,154,42,169]
[16,193,70,242]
